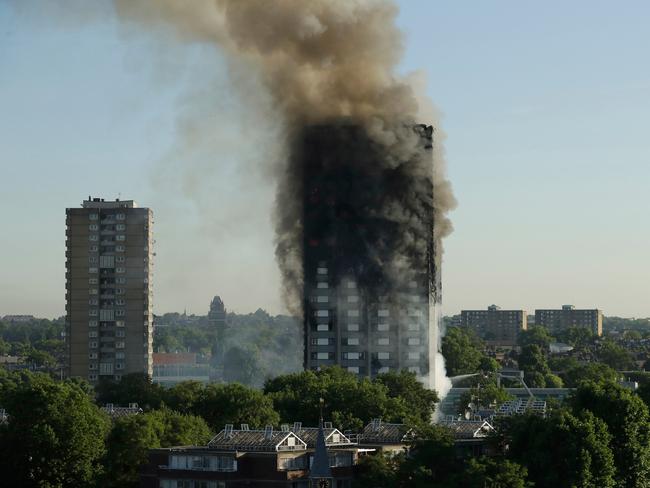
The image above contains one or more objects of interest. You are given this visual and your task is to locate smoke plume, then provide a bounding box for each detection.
[111,0,456,393]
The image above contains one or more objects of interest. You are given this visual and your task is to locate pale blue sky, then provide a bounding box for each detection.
[0,1,648,318]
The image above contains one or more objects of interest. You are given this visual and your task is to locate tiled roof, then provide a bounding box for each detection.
[437,420,495,439]
[295,427,353,447]
[359,420,411,444]
[208,428,306,452]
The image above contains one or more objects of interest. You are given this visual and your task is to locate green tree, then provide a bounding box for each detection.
[597,340,637,371]
[557,326,594,348]
[441,327,484,377]
[25,347,57,368]
[194,382,279,431]
[396,423,460,486]
[518,344,550,387]
[561,362,619,388]
[353,452,400,488]
[0,372,110,488]
[164,380,206,414]
[264,367,404,431]
[223,346,259,385]
[147,408,213,446]
[505,410,615,488]
[374,370,439,424]
[457,379,513,414]
[102,409,212,488]
[519,325,554,349]
[95,373,164,410]
[461,457,532,488]
[570,381,650,488]
[102,414,160,488]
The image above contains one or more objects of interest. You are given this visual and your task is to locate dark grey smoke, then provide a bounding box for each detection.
[110,0,456,392]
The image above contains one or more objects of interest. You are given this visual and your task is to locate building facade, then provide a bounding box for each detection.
[460,305,527,345]
[302,124,438,384]
[535,305,603,336]
[65,197,153,382]
[140,423,357,488]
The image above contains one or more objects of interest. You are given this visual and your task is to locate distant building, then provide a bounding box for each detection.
[436,419,496,457]
[460,305,527,345]
[208,296,227,378]
[439,387,572,417]
[140,422,358,488]
[101,403,143,419]
[535,305,603,336]
[152,352,210,387]
[1,315,35,323]
[358,419,412,453]
[65,197,153,383]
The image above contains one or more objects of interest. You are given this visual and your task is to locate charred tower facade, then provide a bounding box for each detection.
[302,123,439,384]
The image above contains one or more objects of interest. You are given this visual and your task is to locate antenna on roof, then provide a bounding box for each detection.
[264,425,274,440]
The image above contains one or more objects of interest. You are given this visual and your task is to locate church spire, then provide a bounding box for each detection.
[310,398,332,485]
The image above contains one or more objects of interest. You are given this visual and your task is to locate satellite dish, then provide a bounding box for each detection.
[464,411,471,420]
[468,402,476,411]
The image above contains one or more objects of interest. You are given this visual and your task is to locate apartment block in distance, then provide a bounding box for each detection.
[535,305,603,336]
[65,197,153,383]
[460,305,527,346]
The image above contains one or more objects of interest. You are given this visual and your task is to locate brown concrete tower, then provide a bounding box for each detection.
[65,197,153,382]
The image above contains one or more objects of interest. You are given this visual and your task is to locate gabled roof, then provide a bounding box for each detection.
[359,420,412,444]
[437,420,495,439]
[208,428,307,452]
[295,427,353,448]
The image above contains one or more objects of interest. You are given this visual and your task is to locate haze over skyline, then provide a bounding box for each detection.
[1,0,648,318]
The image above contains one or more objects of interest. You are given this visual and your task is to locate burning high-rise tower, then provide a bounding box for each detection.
[107,0,456,393]
[300,123,440,384]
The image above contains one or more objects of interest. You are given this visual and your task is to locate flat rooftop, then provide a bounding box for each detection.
[81,197,137,209]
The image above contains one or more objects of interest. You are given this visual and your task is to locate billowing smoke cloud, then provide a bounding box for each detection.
[111,0,456,394]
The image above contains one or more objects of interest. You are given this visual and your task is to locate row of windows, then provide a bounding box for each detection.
[89,256,126,264]
[88,245,128,252]
[89,351,126,359]
[89,298,127,305]
[160,481,225,488]
[88,341,125,349]
[89,362,124,372]
[88,320,125,327]
[88,267,129,274]
[89,224,127,231]
[89,213,126,220]
[89,330,126,338]
[89,309,126,318]
[312,337,422,348]
[169,455,236,472]
[88,234,127,242]
[313,323,419,334]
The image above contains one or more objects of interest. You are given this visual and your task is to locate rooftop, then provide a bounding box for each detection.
[208,425,308,452]
[81,197,137,209]
[437,419,495,440]
[359,419,412,444]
